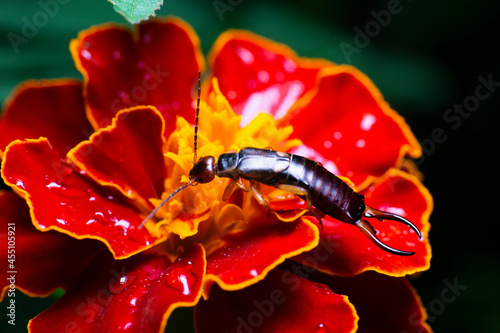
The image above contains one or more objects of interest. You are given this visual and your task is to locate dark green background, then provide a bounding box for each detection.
[1,0,498,332]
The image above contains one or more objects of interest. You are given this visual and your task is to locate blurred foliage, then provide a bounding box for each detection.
[1,0,457,109]
[1,0,499,332]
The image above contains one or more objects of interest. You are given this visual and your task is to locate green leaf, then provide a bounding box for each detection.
[108,0,164,24]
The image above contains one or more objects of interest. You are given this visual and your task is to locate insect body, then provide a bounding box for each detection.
[139,72,422,256]
[216,148,363,225]
[188,147,422,256]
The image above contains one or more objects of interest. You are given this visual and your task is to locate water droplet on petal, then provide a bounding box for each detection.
[56,218,67,225]
[315,323,327,333]
[46,181,61,189]
[15,179,27,190]
[46,181,84,199]
[355,139,366,148]
[109,272,138,293]
[166,267,195,296]
[236,46,254,64]
[113,219,131,234]
[360,113,377,131]
[123,322,133,330]
[257,70,270,83]
[81,49,92,60]
[183,260,194,270]
[60,202,77,213]
[283,59,296,73]
[120,273,137,289]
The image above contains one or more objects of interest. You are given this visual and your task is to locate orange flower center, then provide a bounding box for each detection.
[143,79,301,253]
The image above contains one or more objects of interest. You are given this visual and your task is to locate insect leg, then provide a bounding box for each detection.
[222,177,249,201]
[301,194,325,230]
[276,184,325,229]
[249,180,271,215]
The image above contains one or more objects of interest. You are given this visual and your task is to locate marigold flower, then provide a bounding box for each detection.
[0,17,433,332]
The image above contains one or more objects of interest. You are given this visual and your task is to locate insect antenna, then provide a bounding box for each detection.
[193,70,201,165]
[138,180,195,229]
[138,71,202,230]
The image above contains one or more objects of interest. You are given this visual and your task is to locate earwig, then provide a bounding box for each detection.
[139,72,422,256]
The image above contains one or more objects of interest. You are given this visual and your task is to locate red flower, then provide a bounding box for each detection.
[0,17,432,332]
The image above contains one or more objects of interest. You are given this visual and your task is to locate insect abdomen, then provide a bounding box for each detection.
[287,155,365,224]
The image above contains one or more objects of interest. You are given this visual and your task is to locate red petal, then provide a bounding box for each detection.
[294,170,432,277]
[282,67,421,188]
[1,138,157,259]
[208,30,331,125]
[68,107,166,205]
[195,268,358,333]
[71,17,203,136]
[0,191,103,299]
[204,219,319,293]
[316,271,431,333]
[28,244,206,333]
[0,80,93,155]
